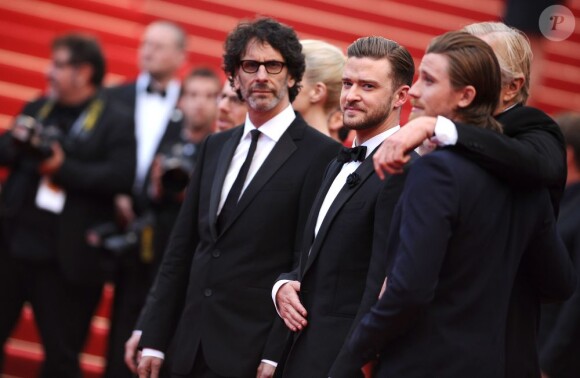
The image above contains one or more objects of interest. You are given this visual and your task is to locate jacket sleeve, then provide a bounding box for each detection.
[261,139,341,364]
[137,135,209,352]
[454,107,565,189]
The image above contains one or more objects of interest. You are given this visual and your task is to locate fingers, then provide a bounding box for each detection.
[124,332,141,373]
[138,356,163,378]
[276,281,308,331]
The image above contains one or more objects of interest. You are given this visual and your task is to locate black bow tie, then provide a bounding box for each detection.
[146,83,166,97]
[337,146,367,163]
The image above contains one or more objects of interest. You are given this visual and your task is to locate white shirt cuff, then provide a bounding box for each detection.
[272,279,291,317]
[142,348,165,360]
[432,115,458,146]
[261,359,278,367]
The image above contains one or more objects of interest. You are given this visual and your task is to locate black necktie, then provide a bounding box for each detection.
[337,146,367,163]
[217,129,261,233]
[146,82,166,97]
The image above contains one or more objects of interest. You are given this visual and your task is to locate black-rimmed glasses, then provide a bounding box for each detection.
[240,60,285,74]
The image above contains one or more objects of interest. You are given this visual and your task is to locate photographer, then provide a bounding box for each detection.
[0,34,136,378]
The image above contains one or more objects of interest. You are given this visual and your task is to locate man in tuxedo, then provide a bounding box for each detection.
[371,22,567,377]
[105,20,188,378]
[539,112,580,378]
[0,34,136,377]
[272,36,414,378]
[135,17,340,378]
[339,31,576,378]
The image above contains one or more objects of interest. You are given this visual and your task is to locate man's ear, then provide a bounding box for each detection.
[75,63,93,87]
[502,75,524,103]
[393,85,410,109]
[457,85,476,108]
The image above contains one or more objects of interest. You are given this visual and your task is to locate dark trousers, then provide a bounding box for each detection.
[174,346,230,378]
[0,255,102,378]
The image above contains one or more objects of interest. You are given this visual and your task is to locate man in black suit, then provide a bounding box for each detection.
[105,20,189,378]
[0,34,136,377]
[135,18,340,378]
[339,31,576,378]
[271,36,414,378]
[539,112,580,378]
[372,22,567,377]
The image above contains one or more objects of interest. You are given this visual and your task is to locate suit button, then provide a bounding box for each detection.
[204,288,212,297]
[212,250,221,258]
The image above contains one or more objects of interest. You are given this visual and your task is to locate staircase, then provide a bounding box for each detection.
[1,1,579,377]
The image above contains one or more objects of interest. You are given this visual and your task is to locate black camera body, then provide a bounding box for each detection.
[11,115,62,159]
[159,141,197,193]
[86,212,156,258]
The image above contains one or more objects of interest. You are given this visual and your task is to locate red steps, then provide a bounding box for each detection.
[3,285,114,378]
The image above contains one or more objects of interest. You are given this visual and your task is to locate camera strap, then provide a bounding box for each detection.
[35,96,105,141]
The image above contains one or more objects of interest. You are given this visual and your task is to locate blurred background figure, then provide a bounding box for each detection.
[103,20,187,378]
[178,67,221,143]
[215,81,248,132]
[539,112,580,378]
[0,33,135,378]
[292,40,346,141]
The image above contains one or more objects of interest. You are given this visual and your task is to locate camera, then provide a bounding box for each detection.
[86,212,156,257]
[11,115,62,159]
[159,141,197,193]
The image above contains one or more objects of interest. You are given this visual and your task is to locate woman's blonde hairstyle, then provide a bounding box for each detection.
[300,40,346,113]
[463,21,532,105]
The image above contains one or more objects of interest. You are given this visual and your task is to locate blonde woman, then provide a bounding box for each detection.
[293,40,346,141]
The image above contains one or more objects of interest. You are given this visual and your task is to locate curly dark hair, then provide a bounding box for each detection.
[223,17,305,102]
[52,34,105,87]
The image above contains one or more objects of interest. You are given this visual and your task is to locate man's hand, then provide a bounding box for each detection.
[256,362,276,378]
[276,281,307,331]
[138,356,163,378]
[38,142,65,175]
[124,331,142,374]
[373,116,437,179]
[115,194,135,226]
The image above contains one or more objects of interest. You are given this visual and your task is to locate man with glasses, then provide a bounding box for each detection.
[134,17,340,378]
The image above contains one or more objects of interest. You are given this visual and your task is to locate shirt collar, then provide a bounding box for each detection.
[242,104,296,142]
[353,125,400,159]
[136,72,180,98]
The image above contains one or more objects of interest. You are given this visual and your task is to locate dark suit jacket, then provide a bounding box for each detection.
[339,149,576,378]
[106,82,183,210]
[539,183,580,378]
[455,104,566,213]
[0,91,136,285]
[138,115,340,376]
[274,147,412,378]
[453,105,567,377]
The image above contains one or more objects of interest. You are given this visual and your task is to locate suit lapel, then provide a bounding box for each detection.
[209,127,243,239]
[298,159,342,277]
[302,150,380,276]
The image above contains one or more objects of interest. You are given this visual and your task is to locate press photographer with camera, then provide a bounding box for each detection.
[0,34,136,377]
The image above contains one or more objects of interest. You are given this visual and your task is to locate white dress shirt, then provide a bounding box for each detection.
[134,72,181,192]
[218,105,295,215]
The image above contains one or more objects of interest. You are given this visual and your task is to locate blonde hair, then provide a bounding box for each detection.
[300,40,346,113]
[463,22,532,105]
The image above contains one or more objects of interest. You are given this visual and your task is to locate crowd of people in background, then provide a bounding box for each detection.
[0,12,579,378]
